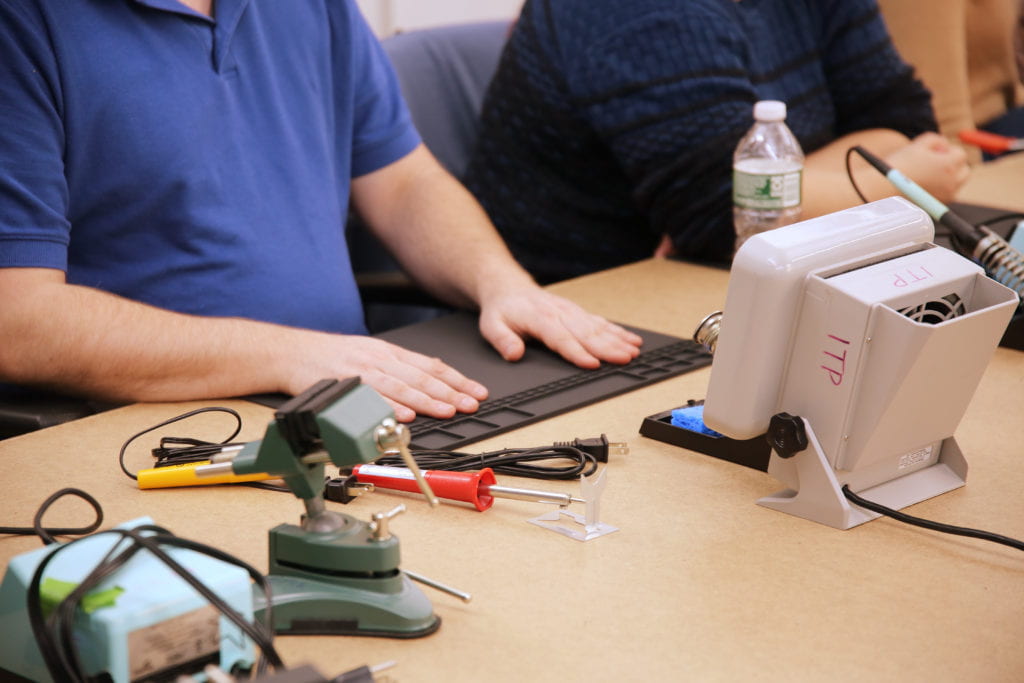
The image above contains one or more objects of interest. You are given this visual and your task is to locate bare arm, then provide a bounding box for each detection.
[0,147,641,421]
[351,144,643,368]
[0,268,490,421]
[802,130,970,219]
[0,268,289,401]
[654,130,970,258]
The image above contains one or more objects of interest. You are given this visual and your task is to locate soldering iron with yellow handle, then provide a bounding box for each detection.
[136,459,277,489]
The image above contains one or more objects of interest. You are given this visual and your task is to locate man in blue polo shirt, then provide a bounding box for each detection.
[0,0,642,421]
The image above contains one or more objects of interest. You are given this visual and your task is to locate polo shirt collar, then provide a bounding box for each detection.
[130,0,251,72]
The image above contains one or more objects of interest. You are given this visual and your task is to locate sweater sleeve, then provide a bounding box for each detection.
[564,5,756,262]
[817,0,937,139]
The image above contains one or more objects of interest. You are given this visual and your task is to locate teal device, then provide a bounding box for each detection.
[0,517,254,682]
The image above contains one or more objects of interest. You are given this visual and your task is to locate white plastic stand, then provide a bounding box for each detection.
[758,419,967,530]
[529,468,618,542]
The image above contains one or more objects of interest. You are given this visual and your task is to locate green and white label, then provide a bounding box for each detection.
[733,167,802,210]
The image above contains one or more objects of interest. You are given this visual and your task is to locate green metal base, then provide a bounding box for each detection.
[256,520,439,638]
[254,573,440,638]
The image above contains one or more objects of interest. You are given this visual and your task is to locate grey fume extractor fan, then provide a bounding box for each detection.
[697,197,1019,529]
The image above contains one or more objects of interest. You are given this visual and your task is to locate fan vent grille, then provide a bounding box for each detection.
[898,293,966,324]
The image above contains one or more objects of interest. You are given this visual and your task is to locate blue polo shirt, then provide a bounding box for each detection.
[0,0,421,334]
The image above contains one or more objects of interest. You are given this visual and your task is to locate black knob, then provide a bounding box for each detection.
[766,412,808,458]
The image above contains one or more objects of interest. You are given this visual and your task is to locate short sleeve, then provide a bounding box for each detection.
[0,1,72,270]
[339,1,422,177]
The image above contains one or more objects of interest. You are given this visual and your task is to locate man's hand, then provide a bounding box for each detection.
[476,286,643,370]
[283,332,488,423]
[283,287,642,422]
[0,268,493,423]
[283,282,642,422]
[804,129,971,219]
[653,234,676,258]
[886,132,970,204]
[353,143,643,399]
[283,285,642,421]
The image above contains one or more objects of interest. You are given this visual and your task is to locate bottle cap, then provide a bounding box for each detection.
[753,100,786,122]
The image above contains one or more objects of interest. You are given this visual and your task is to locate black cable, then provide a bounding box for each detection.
[6,487,283,679]
[374,444,598,480]
[151,437,238,464]
[0,488,103,544]
[842,485,1024,552]
[118,406,244,480]
[843,146,995,253]
[243,480,293,493]
[977,211,1024,226]
[117,407,293,494]
[844,146,870,204]
[50,533,146,678]
[976,212,1024,239]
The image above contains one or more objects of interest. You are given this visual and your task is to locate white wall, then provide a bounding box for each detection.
[355,0,524,36]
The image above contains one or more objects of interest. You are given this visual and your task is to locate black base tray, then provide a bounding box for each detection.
[639,407,771,472]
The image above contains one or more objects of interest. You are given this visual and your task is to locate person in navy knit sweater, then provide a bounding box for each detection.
[465,0,970,283]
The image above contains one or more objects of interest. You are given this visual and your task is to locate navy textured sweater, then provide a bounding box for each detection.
[465,0,937,282]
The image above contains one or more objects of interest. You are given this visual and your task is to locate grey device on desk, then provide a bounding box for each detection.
[374,311,711,450]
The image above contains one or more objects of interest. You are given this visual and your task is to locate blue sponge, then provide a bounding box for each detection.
[670,405,723,437]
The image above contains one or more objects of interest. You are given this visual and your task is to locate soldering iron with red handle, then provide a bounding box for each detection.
[958,129,1024,155]
[351,464,584,511]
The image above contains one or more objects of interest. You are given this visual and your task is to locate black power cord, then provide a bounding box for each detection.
[844,146,1024,248]
[372,435,627,481]
[118,406,245,480]
[117,407,290,492]
[0,488,104,543]
[844,145,871,205]
[842,485,1024,553]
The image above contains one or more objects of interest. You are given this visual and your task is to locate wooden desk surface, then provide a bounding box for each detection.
[2,258,1022,682]
[957,152,1024,213]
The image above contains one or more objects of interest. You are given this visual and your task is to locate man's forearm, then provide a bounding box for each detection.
[0,272,296,401]
[803,129,969,218]
[351,145,536,311]
[802,129,911,218]
[348,145,644,371]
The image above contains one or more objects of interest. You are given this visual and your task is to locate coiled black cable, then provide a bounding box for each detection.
[118,406,244,480]
[374,444,598,480]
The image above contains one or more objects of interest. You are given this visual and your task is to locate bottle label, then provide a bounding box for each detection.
[733,169,802,210]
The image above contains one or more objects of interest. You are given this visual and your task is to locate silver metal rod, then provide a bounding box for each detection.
[404,569,472,603]
[396,442,439,508]
[371,504,406,541]
[369,661,397,675]
[485,485,584,508]
[299,449,331,465]
[193,461,235,477]
[208,444,244,464]
[375,419,440,508]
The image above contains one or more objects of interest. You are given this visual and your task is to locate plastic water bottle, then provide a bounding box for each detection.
[732,100,804,251]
